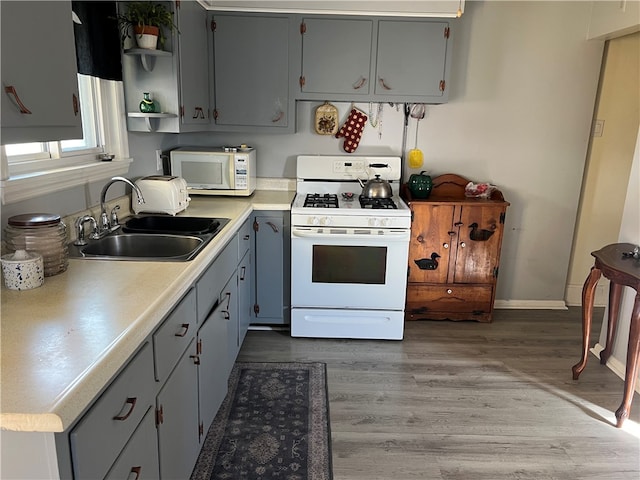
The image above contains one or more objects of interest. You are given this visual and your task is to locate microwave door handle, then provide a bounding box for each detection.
[228,156,235,189]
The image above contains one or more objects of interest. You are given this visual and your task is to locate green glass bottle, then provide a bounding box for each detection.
[139,92,159,113]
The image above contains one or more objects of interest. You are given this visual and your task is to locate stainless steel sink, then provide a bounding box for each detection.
[69,216,230,261]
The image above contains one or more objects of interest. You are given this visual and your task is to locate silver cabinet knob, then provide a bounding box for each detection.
[460,242,466,248]
[447,289,453,294]
[443,243,449,249]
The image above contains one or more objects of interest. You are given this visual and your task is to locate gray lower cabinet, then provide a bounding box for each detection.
[252,212,291,325]
[104,407,160,480]
[69,342,156,480]
[210,13,294,132]
[156,338,200,480]
[197,299,229,440]
[66,220,255,479]
[1,0,82,144]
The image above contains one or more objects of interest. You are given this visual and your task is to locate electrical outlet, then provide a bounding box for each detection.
[156,150,163,171]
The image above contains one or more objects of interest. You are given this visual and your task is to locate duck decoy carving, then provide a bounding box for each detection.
[469,222,495,242]
[415,252,440,270]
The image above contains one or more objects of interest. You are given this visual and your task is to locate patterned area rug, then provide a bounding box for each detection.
[191,362,332,480]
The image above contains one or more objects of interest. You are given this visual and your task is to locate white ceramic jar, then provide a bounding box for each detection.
[1,249,44,290]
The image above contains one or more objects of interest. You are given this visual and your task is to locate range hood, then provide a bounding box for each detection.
[197,1,465,18]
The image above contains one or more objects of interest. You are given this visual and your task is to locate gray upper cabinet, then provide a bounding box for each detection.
[1,1,82,144]
[374,19,450,100]
[300,17,373,96]
[122,1,210,133]
[211,13,293,131]
[177,0,211,127]
[297,16,453,103]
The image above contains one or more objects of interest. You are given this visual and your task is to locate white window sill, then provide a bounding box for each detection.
[0,159,132,205]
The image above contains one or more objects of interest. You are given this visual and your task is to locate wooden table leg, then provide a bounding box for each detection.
[601,282,624,364]
[615,293,640,428]
[573,266,602,380]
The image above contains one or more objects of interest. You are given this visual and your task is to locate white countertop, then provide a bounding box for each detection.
[0,190,293,433]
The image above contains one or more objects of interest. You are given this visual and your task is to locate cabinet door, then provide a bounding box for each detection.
[375,20,449,99]
[300,17,373,95]
[408,204,455,284]
[453,205,506,284]
[156,340,200,480]
[222,272,240,377]
[197,299,229,442]
[177,0,210,127]
[253,214,286,324]
[212,14,290,127]
[1,1,82,144]
[104,407,160,480]
[238,249,252,345]
[70,343,155,480]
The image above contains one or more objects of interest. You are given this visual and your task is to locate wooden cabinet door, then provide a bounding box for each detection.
[301,17,373,95]
[212,14,290,127]
[1,1,81,143]
[177,0,210,127]
[452,205,505,283]
[408,204,455,284]
[375,19,449,99]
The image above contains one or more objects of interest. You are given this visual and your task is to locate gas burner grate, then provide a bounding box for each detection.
[359,195,398,209]
[304,193,339,208]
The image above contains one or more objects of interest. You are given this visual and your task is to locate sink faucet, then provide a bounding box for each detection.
[99,176,145,235]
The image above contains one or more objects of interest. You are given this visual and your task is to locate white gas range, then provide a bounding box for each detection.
[290,155,411,340]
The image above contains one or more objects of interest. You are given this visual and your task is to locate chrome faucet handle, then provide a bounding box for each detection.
[110,205,121,227]
[74,215,97,246]
[99,211,110,233]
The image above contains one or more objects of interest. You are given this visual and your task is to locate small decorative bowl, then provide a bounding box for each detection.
[1,250,44,290]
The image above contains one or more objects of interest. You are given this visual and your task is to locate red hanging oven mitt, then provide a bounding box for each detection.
[336,108,368,153]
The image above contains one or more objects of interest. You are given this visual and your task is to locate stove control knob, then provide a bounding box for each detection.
[369,217,380,227]
[310,216,320,226]
[320,216,331,226]
[379,218,389,227]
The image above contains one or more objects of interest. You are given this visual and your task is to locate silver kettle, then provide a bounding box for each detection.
[358,175,393,198]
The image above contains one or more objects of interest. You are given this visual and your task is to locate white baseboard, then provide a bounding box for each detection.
[565,281,609,307]
[590,343,640,394]
[494,300,568,310]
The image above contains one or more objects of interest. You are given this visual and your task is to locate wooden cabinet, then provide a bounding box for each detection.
[210,13,294,132]
[122,1,210,133]
[298,16,452,103]
[1,1,82,144]
[403,174,509,322]
[252,212,291,325]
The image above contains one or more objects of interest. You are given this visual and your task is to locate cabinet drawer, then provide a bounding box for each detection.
[406,284,493,320]
[154,288,197,383]
[197,235,238,323]
[70,342,155,480]
[238,218,251,259]
[104,406,160,480]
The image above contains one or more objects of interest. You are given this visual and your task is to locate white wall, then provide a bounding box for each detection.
[3,2,606,307]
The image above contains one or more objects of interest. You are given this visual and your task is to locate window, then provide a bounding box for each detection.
[1,75,131,204]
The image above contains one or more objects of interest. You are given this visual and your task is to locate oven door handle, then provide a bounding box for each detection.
[292,229,410,242]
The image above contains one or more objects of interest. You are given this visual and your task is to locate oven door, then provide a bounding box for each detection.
[291,226,410,310]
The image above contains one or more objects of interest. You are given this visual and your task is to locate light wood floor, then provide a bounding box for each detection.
[238,308,640,480]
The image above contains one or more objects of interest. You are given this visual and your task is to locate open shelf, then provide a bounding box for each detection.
[127,112,178,131]
[124,48,172,72]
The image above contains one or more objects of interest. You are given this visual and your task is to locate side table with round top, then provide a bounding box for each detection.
[572,242,640,427]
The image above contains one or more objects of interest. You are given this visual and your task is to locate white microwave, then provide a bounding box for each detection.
[169,146,256,196]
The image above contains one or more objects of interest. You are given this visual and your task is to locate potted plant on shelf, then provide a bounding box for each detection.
[116,1,177,50]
